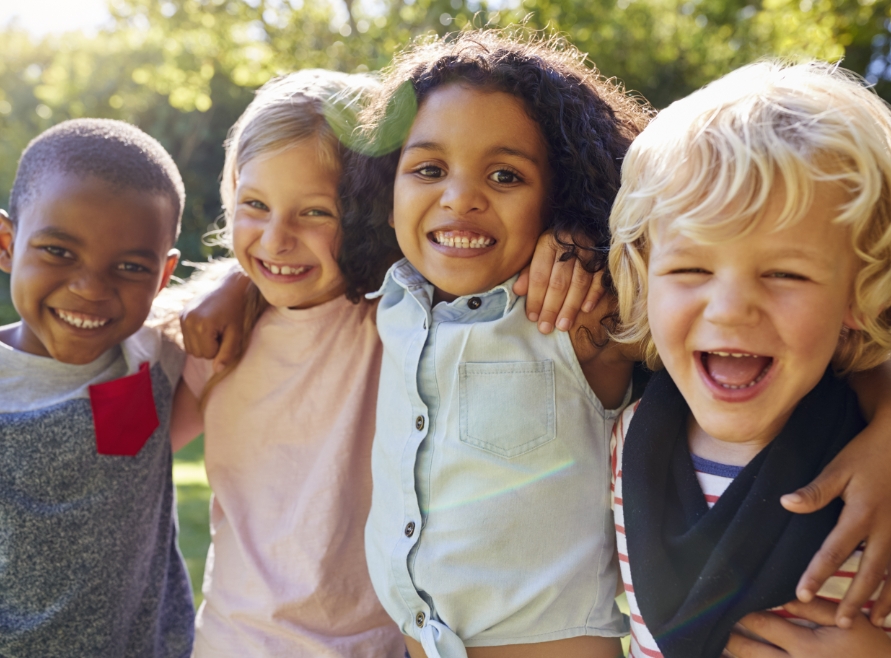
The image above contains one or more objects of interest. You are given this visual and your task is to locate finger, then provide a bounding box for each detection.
[780,462,849,515]
[524,232,560,323]
[535,256,576,334]
[835,527,891,626]
[553,259,594,331]
[870,570,891,625]
[737,611,811,649]
[795,507,869,610]
[726,631,787,658]
[581,269,605,314]
[513,266,530,298]
[781,597,840,626]
[212,325,242,373]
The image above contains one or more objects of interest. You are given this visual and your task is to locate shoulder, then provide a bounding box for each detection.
[123,325,184,388]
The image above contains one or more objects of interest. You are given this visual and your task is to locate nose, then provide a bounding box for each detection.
[702,275,760,327]
[439,173,486,216]
[69,267,114,302]
[259,212,297,255]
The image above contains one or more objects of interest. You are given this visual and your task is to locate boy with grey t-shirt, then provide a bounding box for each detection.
[0,119,194,656]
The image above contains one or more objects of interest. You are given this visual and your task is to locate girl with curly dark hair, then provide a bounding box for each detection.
[354,29,650,658]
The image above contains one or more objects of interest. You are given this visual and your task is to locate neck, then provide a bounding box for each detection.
[686,414,773,467]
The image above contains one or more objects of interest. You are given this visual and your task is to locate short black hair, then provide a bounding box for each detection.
[9,118,184,243]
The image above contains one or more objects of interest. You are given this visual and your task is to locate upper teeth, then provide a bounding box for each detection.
[56,310,109,329]
[433,232,495,249]
[710,351,757,358]
[263,262,309,276]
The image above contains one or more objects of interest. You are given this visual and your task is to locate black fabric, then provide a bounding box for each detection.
[623,368,864,658]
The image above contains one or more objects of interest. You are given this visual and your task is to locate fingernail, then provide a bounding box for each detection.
[582,301,594,313]
[782,493,803,505]
[838,616,853,629]
[539,321,553,334]
[528,312,539,322]
[556,318,571,331]
[796,587,813,602]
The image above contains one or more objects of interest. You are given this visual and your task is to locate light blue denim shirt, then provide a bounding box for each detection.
[365,260,629,658]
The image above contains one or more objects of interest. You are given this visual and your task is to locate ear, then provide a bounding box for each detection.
[842,302,861,331]
[0,210,14,274]
[387,213,395,228]
[156,248,180,294]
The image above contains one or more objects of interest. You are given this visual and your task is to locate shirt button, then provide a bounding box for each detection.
[415,416,425,431]
[416,611,426,627]
[404,521,416,537]
[468,296,482,310]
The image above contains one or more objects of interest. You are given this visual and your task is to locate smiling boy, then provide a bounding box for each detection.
[0,119,194,656]
[608,61,891,658]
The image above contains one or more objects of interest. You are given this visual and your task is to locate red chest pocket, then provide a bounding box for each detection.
[89,361,159,457]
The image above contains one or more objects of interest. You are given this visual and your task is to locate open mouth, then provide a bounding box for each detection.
[430,230,496,249]
[53,308,111,330]
[700,351,773,390]
[260,260,311,276]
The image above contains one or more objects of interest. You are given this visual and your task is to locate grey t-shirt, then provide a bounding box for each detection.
[0,326,194,657]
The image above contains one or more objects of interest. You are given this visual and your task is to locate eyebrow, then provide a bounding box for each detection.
[403,141,543,166]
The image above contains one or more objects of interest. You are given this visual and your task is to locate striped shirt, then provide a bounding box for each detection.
[610,403,891,658]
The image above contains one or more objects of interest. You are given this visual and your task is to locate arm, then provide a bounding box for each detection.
[170,378,204,452]
[726,599,891,657]
[513,231,606,334]
[180,262,251,371]
[780,360,891,627]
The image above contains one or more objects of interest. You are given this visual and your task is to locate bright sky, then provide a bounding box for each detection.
[0,0,111,36]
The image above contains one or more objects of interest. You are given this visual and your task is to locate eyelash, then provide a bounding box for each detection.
[117,262,150,273]
[414,164,445,179]
[246,199,269,211]
[489,168,523,185]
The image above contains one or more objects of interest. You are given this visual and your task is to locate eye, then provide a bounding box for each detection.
[414,164,444,179]
[669,267,709,275]
[489,168,522,185]
[246,199,269,211]
[117,262,151,274]
[305,208,335,217]
[42,245,74,259]
[766,271,808,281]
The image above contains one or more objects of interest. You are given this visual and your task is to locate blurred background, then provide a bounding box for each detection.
[1,0,890,605]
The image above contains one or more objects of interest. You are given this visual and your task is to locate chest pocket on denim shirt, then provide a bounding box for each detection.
[458,360,556,458]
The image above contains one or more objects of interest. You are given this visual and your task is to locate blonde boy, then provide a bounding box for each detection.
[608,61,891,658]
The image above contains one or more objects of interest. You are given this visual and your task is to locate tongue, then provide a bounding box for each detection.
[704,353,772,387]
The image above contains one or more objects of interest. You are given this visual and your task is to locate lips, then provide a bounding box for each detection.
[52,308,111,330]
[701,351,773,389]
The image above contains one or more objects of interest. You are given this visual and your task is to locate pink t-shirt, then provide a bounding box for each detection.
[183,295,403,658]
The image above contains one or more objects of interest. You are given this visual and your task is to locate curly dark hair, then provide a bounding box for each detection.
[338,28,653,301]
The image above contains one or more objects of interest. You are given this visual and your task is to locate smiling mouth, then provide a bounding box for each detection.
[260,261,311,276]
[53,309,111,330]
[430,230,496,249]
[701,351,773,389]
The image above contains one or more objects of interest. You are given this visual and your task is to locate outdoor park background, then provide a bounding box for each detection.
[1,0,891,609]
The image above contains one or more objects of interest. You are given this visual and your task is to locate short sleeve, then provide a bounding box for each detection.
[182,354,214,398]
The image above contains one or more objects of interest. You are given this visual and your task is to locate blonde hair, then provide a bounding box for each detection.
[201,69,377,405]
[609,59,891,373]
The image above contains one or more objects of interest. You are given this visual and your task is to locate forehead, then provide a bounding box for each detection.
[407,84,548,163]
[237,139,341,190]
[19,172,176,252]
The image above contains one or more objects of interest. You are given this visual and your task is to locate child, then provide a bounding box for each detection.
[0,119,194,656]
[608,60,891,658]
[343,30,649,658]
[169,70,407,657]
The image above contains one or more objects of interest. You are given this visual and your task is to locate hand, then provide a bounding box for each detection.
[513,231,605,334]
[780,408,891,627]
[180,265,250,372]
[725,599,891,657]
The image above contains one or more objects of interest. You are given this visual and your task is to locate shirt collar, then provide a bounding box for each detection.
[368,258,520,320]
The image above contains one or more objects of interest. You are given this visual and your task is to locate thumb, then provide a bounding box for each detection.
[781,465,847,514]
[513,266,530,297]
[212,327,241,374]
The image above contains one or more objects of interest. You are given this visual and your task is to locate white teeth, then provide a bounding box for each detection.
[710,351,757,358]
[55,310,109,330]
[432,232,495,249]
[262,261,309,276]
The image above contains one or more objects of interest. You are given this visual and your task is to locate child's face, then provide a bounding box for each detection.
[0,173,179,365]
[646,184,859,455]
[392,84,550,301]
[232,140,345,309]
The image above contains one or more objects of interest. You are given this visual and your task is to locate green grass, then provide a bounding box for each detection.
[173,436,211,608]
